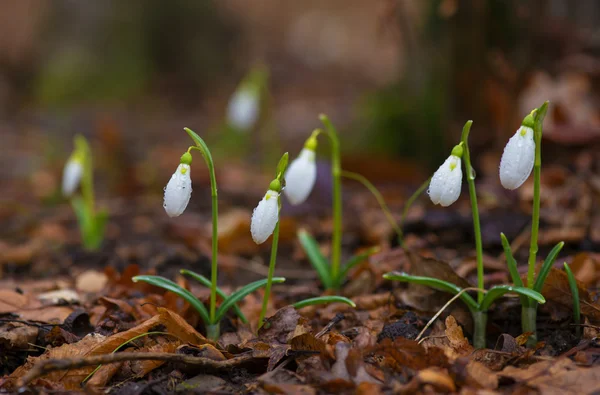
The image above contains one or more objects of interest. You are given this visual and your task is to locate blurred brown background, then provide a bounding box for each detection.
[0,0,599,204]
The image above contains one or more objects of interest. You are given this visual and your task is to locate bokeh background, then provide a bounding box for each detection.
[1,0,599,265]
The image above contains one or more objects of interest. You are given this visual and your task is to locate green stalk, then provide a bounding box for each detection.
[259,217,280,328]
[319,115,342,288]
[460,121,484,304]
[185,128,219,329]
[340,170,404,245]
[76,135,95,219]
[472,311,487,349]
[527,119,542,289]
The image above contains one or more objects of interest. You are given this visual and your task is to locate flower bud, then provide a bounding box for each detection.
[284,148,317,205]
[499,126,535,190]
[251,189,280,244]
[163,163,192,217]
[428,154,463,207]
[62,158,83,197]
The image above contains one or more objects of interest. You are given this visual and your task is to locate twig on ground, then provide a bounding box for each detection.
[416,287,485,344]
[315,313,345,338]
[17,352,255,388]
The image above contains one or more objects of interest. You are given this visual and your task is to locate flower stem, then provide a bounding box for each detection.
[319,115,342,289]
[460,121,484,304]
[259,218,280,328]
[185,129,219,332]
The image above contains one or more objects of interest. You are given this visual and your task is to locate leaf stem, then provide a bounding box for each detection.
[460,121,484,304]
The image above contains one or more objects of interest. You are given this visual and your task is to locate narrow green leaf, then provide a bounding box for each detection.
[276,152,289,179]
[500,233,524,287]
[533,241,565,292]
[180,270,248,324]
[132,275,211,324]
[215,277,285,322]
[383,272,478,312]
[337,246,380,288]
[292,296,355,309]
[298,230,332,288]
[563,262,581,336]
[479,285,545,312]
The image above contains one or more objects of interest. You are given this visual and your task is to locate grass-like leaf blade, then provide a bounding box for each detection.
[298,230,332,288]
[215,277,285,322]
[479,285,545,312]
[383,272,478,312]
[180,269,248,324]
[337,246,380,288]
[563,262,581,336]
[132,275,211,324]
[533,241,565,292]
[292,296,356,309]
[500,233,523,288]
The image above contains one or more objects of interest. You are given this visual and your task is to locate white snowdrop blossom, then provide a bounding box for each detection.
[428,154,463,207]
[227,88,259,131]
[499,126,535,190]
[284,148,317,205]
[163,164,192,217]
[62,158,83,197]
[251,189,280,244]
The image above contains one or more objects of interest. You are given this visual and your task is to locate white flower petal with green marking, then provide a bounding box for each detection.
[163,164,192,217]
[251,190,279,244]
[499,126,535,190]
[62,159,83,197]
[428,155,462,207]
[284,148,316,205]
[227,89,259,131]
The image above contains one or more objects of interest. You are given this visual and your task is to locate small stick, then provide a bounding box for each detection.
[17,352,254,388]
[416,287,485,343]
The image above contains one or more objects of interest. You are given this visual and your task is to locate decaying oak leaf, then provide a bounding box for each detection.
[499,358,600,393]
[540,267,600,321]
[5,308,209,390]
[372,338,448,372]
[416,367,456,393]
[444,315,473,359]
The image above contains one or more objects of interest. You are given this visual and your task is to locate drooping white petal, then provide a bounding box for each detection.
[428,155,463,207]
[62,159,83,197]
[227,89,259,131]
[251,190,280,244]
[499,126,535,190]
[284,148,317,205]
[163,164,192,217]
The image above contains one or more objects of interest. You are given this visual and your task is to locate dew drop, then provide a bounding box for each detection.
[470,168,476,179]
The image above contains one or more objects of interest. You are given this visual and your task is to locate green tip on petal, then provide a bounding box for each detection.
[451,144,464,158]
[180,151,193,165]
[304,130,320,151]
[522,113,535,128]
[269,178,282,192]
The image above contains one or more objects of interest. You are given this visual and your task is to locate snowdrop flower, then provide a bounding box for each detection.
[62,157,83,197]
[251,181,281,244]
[284,135,317,205]
[227,87,259,131]
[499,123,535,190]
[163,152,193,218]
[428,146,463,207]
